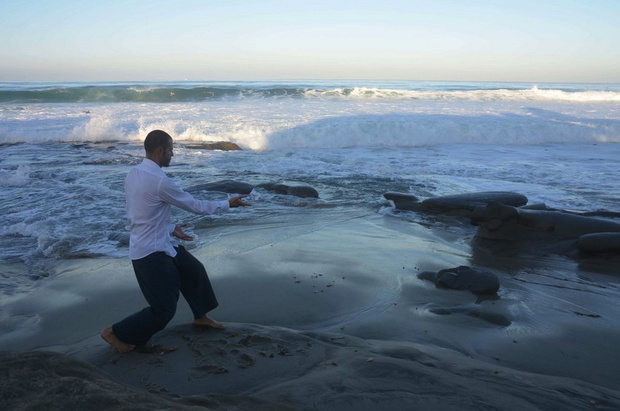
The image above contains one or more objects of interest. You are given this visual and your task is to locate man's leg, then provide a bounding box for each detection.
[109,252,181,347]
[174,246,224,329]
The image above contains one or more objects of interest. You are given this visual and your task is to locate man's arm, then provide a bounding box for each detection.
[158,177,231,215]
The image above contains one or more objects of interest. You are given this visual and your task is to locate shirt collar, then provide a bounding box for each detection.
[142,158,162,170]
[140,158,168,176]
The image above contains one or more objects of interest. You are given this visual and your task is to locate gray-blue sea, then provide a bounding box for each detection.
[1,80,619,296]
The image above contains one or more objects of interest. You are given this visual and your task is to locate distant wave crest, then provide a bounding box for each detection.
[0,85,307,103]
[2,84,619,103]
[305,86,620,102]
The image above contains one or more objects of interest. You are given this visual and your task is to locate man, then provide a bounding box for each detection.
[102,130,249,353]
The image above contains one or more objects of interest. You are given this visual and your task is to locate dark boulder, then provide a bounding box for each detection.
[190,180,254,194]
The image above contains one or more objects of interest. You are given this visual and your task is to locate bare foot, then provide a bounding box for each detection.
[193,315,225,330]
[101,327,135,353]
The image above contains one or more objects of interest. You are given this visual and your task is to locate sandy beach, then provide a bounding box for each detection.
[2,214,620,410]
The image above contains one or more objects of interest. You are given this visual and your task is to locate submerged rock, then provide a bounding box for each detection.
[428,306,511,326]
[418,266,500,295]
[107,232,129,246]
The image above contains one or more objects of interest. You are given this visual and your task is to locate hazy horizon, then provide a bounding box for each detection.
[2,1,619,83]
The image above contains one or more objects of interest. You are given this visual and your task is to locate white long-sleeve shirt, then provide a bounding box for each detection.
[124,158,229,259]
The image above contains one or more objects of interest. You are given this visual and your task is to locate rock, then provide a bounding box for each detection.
[418,266,500,295]
[186,141,242,151]
[383,192,421,211]
[190,180,254,194]
[577,232,620,254]
[0,351,291,410]
[107,232,129,246]
[471,202,620,241]
[258,183,319,198]
[421,192,528,214]
[384,191,528,215]
[417,271,439,282]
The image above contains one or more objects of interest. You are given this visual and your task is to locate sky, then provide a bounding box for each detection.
[1,0,619,83]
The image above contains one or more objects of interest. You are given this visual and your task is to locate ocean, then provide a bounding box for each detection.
[1,80,619,301]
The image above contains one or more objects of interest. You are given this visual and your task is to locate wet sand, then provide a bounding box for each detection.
[2,216,620,410]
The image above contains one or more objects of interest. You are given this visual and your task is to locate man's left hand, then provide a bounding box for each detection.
[172,224,194,241]
[229,195,251,207]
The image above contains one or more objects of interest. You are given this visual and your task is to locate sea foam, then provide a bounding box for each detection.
[1,84,619,148]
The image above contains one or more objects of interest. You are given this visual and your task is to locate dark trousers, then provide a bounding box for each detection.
[113,245,218,346]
